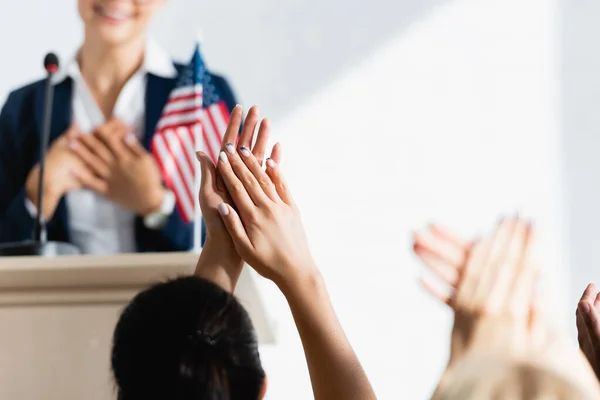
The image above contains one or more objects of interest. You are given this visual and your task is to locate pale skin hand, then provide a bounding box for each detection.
[70,119,165,216]
[418,219,541,396]
[25,123,105,219]
[194,105,281,293]
[214,121,376,400]
[415,220,600,396]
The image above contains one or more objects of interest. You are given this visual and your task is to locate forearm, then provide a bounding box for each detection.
[280,269,376,400]
[194,237,243,293]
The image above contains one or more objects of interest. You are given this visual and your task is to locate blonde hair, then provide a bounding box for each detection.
[436,354,594,400]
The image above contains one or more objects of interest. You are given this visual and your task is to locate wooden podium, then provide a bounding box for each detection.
[0,253,274,400]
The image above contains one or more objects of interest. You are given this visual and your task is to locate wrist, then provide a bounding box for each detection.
[195,237,244,293]
[141,187,167,217]
[25,165,61,219]
[276,263,323,300]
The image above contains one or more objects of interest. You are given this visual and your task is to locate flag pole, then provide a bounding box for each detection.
[193,38,204,254]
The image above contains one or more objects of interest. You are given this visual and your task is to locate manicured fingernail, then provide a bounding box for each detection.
[125,133,137,145]
[266,158,276,168]
[239,146,250,157]
[195,151,202,162]
[580,302,591,314]
[234,104,242,112]
[219,151,228,163]
[225,143,235,154]
[218,203,229,216]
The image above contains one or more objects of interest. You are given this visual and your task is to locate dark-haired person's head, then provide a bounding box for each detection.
[112,277,267,400]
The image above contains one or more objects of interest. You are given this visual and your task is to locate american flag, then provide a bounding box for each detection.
[151,45,231,223]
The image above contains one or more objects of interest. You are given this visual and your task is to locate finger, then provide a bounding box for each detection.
[69,139,111,179]
[221,105,243,149]
[217,151,257,222]
[429,224,470,250]
[251,118,270,165]
[581,283,598,304]
[265,157,294,206]
[216,174,226,194]
[65,122,81,139]
[74,168,107,195]
[454,235,493,311]
[196,151,219,196]
[238,145,280,202]
[577,308,591,351]
[238,106,260,150]
[94,122,129,161]
[76,134,114,165]
[413,241,460,286]
[508,222,538,318]
[594,292,600,311]
[124,133,146,157]
[413,229,466,273]
[418,277,452,306]
[217,202,253,252]
[223,143,271,206]
[270,142,282,164]
[475,217,519,312]
[582,301,600,347]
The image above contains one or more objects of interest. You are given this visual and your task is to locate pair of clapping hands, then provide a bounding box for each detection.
[25,119,165,219]
[414,220,600,395]
[195,105,314,293]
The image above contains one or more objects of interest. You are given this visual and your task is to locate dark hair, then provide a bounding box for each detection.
[112,277,265,400]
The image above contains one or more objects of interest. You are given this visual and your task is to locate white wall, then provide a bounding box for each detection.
[0,0,565,399]
[562,0,600,326]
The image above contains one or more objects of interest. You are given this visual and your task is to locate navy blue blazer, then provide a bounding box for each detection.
[0,67,237,252]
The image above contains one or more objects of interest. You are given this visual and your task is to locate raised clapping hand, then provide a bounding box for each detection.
[202,111,315,287]
[414,219,600,396]
[196,106,376,400]
[194,105,281,292]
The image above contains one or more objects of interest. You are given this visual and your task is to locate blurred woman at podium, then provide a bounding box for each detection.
[0,0,237,254]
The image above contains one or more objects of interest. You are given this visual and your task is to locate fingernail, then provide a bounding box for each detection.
[195,151,202,162]
[225,143,235,154]
[580,302,591,314]
[239,146,250,157]
[125,133,137,145]
[219,151,228,163]
[266,158,276,168]
[218,203,229,216]
[234,104,242,112]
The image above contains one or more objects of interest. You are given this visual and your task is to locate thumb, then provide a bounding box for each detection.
[196,151,218,193]
[582,301,600,342]
[217,203,253,252]
[66,122,81,138]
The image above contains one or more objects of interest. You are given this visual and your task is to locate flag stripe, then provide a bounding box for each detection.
[169,84,203,99]
[161,106,203,120]
[202,109,222,157]
[156,133,195,212]
[152,135,195,220]
[164,129,196,194]
[163,98,202,114]
[157,112,201,130]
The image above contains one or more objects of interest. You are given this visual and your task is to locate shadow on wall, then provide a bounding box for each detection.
[561,1,600,313]
[151,0,453,121]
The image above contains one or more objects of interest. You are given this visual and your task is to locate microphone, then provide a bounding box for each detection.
[0,53,80,257]
[34,53,60,243]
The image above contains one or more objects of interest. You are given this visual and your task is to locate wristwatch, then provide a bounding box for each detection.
[143,189,176,230]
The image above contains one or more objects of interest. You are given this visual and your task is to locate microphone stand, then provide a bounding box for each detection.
[0,55,80,257]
